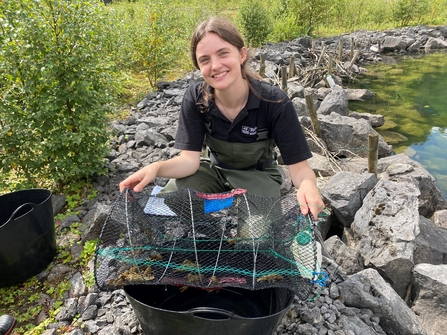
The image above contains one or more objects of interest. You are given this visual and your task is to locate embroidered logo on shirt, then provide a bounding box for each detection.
[242,126,257,136]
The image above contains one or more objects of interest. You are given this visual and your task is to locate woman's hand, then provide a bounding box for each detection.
[119,163,160,193]
[296,179,324,219]
[288,160,325,219]
[119,150,202,193]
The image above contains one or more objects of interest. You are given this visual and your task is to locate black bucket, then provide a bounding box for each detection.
[124,285,294,335]
[0,189,56,287]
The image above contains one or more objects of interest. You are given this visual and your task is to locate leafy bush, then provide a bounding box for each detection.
[270,13,304,41]
[392,0,428,26]
[0,0,114,190]
[236,0,272,47]
[103,0,207,86]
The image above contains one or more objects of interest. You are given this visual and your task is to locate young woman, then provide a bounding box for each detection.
[119,16,324,218]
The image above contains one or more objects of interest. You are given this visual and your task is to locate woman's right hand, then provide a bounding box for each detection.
[119,163,159,193]
[119,150,202,193]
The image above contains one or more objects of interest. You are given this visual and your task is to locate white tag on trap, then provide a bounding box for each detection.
[143,186,177,216]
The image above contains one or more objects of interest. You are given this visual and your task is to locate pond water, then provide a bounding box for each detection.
[348,51,447,199]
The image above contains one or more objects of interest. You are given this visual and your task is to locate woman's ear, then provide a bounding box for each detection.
[240,46,247,64]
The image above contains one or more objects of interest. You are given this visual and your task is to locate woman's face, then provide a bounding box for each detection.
[195,32,247,92]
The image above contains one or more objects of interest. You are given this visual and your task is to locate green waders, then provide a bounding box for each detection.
[160,135,282,197]
[160,136,283,243]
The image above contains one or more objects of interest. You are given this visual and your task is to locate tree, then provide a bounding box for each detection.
[0,0,115,190]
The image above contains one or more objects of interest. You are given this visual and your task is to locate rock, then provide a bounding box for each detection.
[348,111,384,127]
[411,264,447,335]
[382,36,415,51]
[317,85,349,116]
[321,171,378,226]
[338,268,427,335]
[52,194,67,215]
[414,216,447,265]
[81,202,112,243]
[318,113,392,158]
[324,235,363,275]
[344,88,374,101]
[377,154,447,218]
[424,37,447,49]
[350,179,420,298]
[431,209,447,229]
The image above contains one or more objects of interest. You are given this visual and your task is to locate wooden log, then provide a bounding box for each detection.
[281,66,287,91]
[347,50,359,71]
[368,133,379,175]
[350,37,354,58]
[259,54,266,78]
[328,55,333,75]
[338,40,343,61]
[317,45,326,67]
[289,56,295,79]
[305,92,321,138]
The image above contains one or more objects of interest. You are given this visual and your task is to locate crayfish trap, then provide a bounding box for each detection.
[94,188,324,300]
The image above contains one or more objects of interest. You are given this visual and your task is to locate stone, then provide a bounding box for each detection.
[338,269,427,335]
[411,264,447,335]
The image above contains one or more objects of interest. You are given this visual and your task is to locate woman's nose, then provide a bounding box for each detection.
[210,57,220,70]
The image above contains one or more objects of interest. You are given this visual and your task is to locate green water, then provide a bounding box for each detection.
[348,51,447,199]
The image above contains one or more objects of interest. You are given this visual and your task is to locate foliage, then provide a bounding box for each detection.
[328,0,383,31]
[80,239,98,266]
[270,12,304,41]
[0,276,68,334]
[236,0,272,47]
[392,0,429,27]
[102,0,208,87]
[282,0,331,36]
[0,0,114,191]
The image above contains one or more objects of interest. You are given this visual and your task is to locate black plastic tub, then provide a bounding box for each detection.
[124,284,294,335]
[0,189,56,287]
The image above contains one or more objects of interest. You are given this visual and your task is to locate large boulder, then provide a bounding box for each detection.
[424,37,447,49]
[321,171,378,226]
[411,264,447,335]
[324,235,363,275]
[349,179,420,298]
[316,85,349,116]
[414,216,447,265]
[318,113,392,158]
[377,154,447,218]
[338,268,427,335]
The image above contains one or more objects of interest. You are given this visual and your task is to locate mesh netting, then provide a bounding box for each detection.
[94,188,322,300]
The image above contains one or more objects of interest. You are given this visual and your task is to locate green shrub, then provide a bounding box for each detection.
[104,0,203,86]
[392,0,428,27]
[0,0,114,190]
[270,13,303,41]
[237,0,272,47]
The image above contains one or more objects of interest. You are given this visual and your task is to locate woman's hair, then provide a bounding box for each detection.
[190,16,262,111]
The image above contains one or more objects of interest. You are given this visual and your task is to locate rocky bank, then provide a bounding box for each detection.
[37,25,447,335]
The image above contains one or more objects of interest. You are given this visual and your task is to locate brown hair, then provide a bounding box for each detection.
[190,17,262,111]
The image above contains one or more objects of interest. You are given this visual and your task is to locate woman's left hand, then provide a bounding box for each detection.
[288,161,325,219]
[296,179,325,219]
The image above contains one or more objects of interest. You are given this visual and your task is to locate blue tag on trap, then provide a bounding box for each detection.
[203,197,234,213]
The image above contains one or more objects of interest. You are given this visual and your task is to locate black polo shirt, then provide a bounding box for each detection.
[174,79,312,166]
